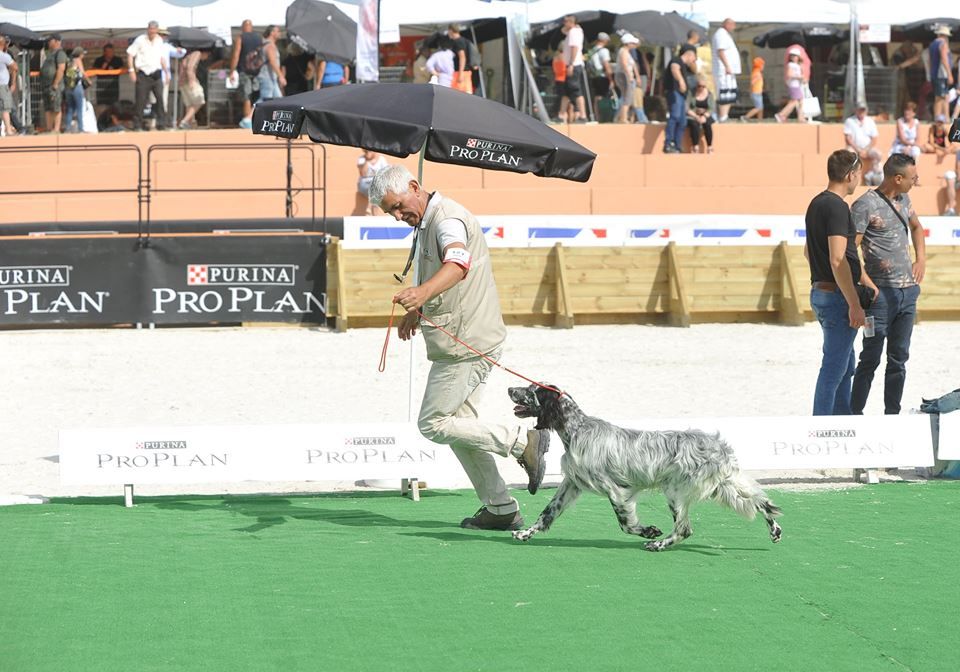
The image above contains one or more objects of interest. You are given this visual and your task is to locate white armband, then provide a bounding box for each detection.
[443,247,472,272]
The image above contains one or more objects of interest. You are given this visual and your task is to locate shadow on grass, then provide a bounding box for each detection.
[50,491,463,534]
[401,530,771,555]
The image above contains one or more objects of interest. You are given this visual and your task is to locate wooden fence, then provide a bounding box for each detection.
[326,240,960,330]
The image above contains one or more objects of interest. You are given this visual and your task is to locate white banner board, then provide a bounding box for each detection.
[59,423,467,486]
[936,413,960,459]
[61,415,934,490]
[614,415,934,470]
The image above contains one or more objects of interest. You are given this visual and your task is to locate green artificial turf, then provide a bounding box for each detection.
[1,483,957,672]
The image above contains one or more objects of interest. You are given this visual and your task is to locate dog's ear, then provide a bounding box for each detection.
[535,383,562,406]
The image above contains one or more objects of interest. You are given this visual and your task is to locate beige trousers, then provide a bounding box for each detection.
[418,348,528,515]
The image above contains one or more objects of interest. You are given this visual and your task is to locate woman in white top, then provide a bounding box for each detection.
[613,34,640,124]
[890,101,922,159]
[774,47,807,123]
[357,149,389,215]
[425,38,455,88]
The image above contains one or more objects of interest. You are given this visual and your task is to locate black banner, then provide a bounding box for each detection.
[0,237,143,326]
[0,234,327,327]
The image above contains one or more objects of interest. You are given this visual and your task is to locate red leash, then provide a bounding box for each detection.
[379,302,564,397]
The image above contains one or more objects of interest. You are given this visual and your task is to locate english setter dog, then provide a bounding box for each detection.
[508,383,783,551]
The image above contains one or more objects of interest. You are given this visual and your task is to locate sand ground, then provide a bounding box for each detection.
[2,321,957,501]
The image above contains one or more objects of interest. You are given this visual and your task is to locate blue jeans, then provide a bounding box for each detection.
[811,288,858,415]
[65,82,84,132]
[257,67,282,101]
[665,89,686,149]
[851,285,920,415]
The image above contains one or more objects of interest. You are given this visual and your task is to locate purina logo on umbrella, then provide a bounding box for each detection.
[259,109,297,135]
[465,137,513,153]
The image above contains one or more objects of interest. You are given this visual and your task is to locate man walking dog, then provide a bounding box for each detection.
[370,165,550,531]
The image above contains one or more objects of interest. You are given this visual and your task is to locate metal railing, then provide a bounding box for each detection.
[0,140,326,242]
[143,140,326,238]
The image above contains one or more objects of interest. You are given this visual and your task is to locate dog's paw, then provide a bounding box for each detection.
[639,525,662,539]
[644,540,666,552]
[512,529,535,542]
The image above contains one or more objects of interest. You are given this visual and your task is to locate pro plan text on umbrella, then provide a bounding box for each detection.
[260,109,298,135]
[450,137,522,168]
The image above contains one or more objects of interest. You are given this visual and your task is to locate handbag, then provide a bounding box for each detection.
[632,84,644,109]
[608,86,620,111]
[81,76,92,89]
[855,283,875,309]
[801,84,821,118]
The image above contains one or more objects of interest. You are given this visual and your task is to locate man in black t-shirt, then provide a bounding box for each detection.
[663,44,696,153]
[805,149,872,415]
[93,43,124,107]
[447,24,471,93]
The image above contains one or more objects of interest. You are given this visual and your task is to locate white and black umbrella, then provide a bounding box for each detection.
[252,83,596,182]
[285,0,356,64]
[0,20,43,48]
[753,24,847,49]
[614,10,705,47]
[165,26,225,50]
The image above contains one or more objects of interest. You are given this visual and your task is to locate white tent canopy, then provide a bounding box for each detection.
[4,0,960,37]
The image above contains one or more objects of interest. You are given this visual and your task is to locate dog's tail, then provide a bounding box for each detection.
[713,473,782,521]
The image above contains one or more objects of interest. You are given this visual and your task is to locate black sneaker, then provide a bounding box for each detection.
[460,507,524,531]
[517,429,550,495]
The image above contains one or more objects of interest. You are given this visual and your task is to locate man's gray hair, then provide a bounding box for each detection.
[369,164,417,208]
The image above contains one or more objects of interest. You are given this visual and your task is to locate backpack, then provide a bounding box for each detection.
[586,46,604,76]
[242,45,265,75]
[64,63,80,89]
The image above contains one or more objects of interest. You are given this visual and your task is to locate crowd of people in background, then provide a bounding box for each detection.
[1,13,959,212]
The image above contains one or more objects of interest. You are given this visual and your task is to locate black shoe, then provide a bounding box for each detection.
[460,507,524,531]
[517,429,550,495]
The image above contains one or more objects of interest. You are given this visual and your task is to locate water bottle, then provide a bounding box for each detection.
[863,315,875,337]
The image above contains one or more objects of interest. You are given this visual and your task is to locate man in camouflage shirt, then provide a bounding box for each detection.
[850,153,926,415]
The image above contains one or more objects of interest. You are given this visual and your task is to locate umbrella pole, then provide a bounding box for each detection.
[417,138,426,182]
[408,138,427,421]
[286,139,293,218]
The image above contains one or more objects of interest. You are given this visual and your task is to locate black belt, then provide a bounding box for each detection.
[812,281,838,292]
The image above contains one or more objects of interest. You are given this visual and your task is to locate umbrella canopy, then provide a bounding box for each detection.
[527,11,617,51]
[252,83,596,182]
[896,18,960,42]
[752,23,847,49]
[0,0,58,10]
[0,20,43,47]
[165,25,225,49]
[285,0,356,64]
[613,11,705,48]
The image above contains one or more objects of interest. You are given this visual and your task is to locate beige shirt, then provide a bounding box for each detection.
[415,193,506,361]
